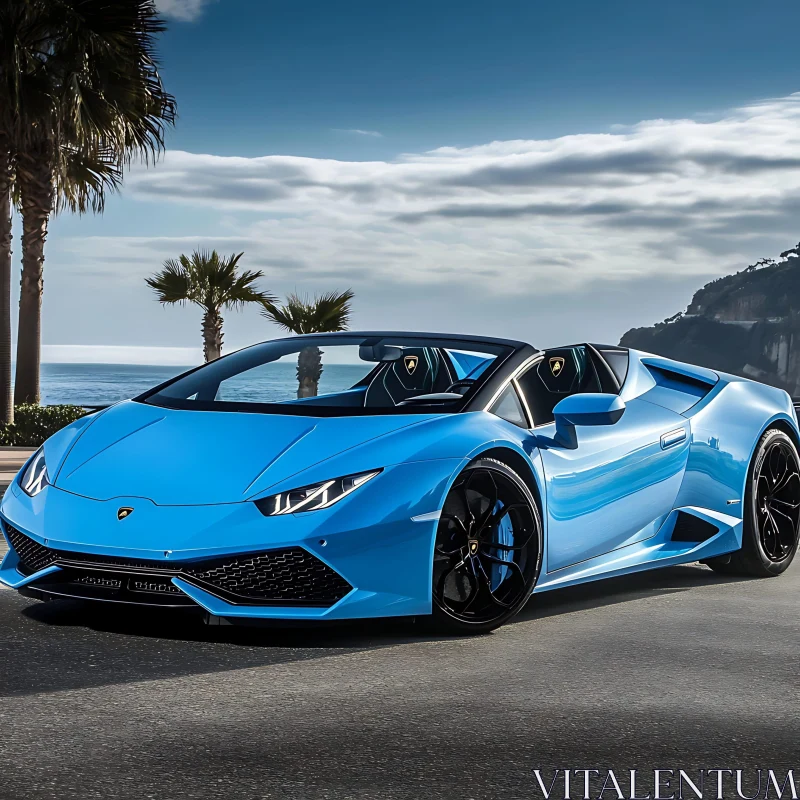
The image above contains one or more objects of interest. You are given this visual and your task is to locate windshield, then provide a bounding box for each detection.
[137,334,513,416]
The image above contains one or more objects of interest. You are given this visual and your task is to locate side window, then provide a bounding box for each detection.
[516,346,602,426]
[488,384,528,428]
[597,347,629,388]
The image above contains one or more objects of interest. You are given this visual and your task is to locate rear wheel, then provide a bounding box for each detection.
[707,428,800,577]
[429,458,542,634]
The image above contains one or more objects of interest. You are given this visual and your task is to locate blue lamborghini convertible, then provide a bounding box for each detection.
[1,333,798,633]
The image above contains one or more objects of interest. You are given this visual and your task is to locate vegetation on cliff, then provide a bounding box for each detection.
[620,242,800,393]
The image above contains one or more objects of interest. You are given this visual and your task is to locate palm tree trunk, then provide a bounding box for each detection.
[297,346,322,398]
[201,308,223,362]
[15,153,53,406]
[0,146,13,425]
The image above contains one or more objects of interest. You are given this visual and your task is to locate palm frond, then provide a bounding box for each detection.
[145,259,193,305]
[54,141,122,215]
[262,290,355,335]
[222,269,277,310]
[147,249,274,314]
[46,0,176,164]
[0,0,176,213]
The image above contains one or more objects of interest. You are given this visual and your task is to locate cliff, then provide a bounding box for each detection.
[620,245,800,394]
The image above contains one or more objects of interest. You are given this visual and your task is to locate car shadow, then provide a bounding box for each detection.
[514,562,753,624]
[20,598,424,648]
[3,562,754,698]
[20,562,748,646]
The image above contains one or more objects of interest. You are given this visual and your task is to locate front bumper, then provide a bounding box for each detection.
[0,459,461,620]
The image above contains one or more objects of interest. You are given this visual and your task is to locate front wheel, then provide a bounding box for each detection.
[707,428,800,577]
[429,458,542,634]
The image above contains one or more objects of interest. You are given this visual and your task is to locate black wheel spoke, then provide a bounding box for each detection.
[481,529,535,552]
[771,469,795,495]
[769,504,796,526]
[432,463,540,625]
[480,551,526,584]
[486,501,530,530]
[474,558,514,608]
[479,472,500,528]
[755,440,800,564]
[440,512,469,535]
[768,507,795,550]
[770,495,800,511]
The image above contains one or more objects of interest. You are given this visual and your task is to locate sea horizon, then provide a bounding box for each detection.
[31,361,366,406]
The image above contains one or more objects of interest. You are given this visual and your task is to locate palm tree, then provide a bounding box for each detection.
[8,0,176,405]
[147,250,275,362]
[262,290,354,398]
[0,0,40,423]
[0,139,12,426]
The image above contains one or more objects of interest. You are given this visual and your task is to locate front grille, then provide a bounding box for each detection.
[4,523,352,606]
[129,577,183,595]
[73,573,123,590]
[189,550,352,604]
[5,526,57,573]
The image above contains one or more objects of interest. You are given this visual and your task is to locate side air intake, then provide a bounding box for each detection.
[670,511,719,543]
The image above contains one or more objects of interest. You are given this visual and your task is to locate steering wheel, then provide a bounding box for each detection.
[445,379,476,396]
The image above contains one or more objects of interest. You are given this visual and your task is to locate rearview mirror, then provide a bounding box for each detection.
[552,393,625,448]
[358,344,403,362]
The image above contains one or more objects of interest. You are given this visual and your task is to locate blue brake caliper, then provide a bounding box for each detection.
[490,501,513,590]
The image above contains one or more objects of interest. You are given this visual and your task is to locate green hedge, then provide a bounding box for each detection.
[0,404,88,447]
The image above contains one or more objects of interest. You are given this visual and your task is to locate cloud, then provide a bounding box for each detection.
[333,129,383,138]
[121,93,800,292]
[42,345,203,366]
[155,0,214,22]
[59,93,800,351]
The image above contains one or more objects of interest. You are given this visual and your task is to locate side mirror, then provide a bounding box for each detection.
[552,393,625,448]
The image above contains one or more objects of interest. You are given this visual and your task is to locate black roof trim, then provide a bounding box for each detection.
[280,330,532,350]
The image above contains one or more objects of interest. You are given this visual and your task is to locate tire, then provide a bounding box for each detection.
[707,428,800,577]
[427,458,542,634]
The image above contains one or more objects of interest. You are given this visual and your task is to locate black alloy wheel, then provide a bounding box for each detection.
[755,434,800,563]
[430,458,542,634]
[707,428,800,577]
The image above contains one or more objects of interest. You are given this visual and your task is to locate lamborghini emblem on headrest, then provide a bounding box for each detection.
[549,357,565,376]
[404,355,418,375]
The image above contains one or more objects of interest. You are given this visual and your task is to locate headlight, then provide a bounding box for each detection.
[19,447,49,497]
[255,470,381,516]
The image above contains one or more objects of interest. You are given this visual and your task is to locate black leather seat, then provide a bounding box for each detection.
[518,346,601,424]
[536,348,584,395]
[364,348,452,407]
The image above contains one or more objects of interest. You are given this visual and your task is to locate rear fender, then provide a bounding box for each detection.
[674,379,797,518]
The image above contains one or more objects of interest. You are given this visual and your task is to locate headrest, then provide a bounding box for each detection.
[536,348,584,393]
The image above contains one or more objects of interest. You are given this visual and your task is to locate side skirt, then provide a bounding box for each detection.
[532,506,741,594]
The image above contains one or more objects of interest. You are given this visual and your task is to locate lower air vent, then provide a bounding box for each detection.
[4,525,57,573]
[188,550,352,605]
[3,523,351,606]
[73,573,123,590]
[671,511,719,543]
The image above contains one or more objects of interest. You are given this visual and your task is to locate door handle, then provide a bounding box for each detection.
[660,428,687,450]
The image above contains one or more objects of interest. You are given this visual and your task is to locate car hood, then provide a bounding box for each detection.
[52,400,433,505]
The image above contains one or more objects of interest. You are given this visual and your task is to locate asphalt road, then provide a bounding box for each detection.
[0,561,797,800]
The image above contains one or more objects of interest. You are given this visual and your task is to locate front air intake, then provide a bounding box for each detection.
[4,524,352,607]
[4,525,57,573]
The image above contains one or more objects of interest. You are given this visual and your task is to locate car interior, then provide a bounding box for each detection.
[362,347,457,407]
[493,345,628,427]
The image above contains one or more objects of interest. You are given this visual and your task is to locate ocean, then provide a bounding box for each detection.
[38,362,371,407]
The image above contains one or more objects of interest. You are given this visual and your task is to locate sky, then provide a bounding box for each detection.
[28,0,800,365]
